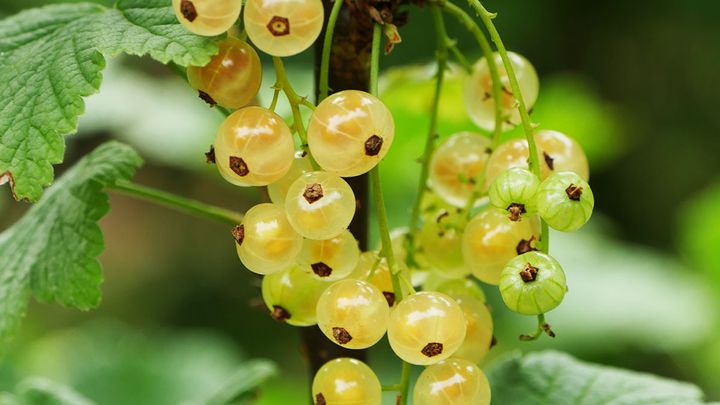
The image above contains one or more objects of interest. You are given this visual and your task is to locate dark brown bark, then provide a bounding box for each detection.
[298,0,373,393]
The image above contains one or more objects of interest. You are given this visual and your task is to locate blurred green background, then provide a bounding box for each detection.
[1,0,719,403]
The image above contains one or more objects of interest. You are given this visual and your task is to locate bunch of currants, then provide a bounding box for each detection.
[173,0,594,403]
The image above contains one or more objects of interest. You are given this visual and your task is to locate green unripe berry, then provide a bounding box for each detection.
[488,167,541,221]
[536,171,594,232]
[499,251,567,315]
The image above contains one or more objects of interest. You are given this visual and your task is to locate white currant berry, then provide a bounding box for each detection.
[499,251,567,315]
[536,171,594,232]
[244,0,324,57]
[312,358,381,405]
[488,167,541,221]
[172,0,242,37]
[429,132,491,208]
[262,265,330,326]
[413,358,491,405]
[267,152,313,205]
[298,230,360,280]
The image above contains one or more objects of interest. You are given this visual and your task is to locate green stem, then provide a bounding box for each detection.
[441,1,503,147]
[448,43,473,74]
[519,313,555,341]
[406,6,449,258]
[271,56,321,170]
[319,0,345,101]
[398,360,412,405]
[470,0,550,253]
[369,23,382,96]
[110,180,244,225]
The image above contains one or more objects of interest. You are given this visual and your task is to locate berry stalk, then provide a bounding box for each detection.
[110,180,244,225]
[318,0,344,101]
[406,5,450,266]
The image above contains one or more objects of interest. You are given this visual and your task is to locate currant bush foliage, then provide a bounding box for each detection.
[0,0,219,202]
[0,142,142,348]
[488,351,706,405]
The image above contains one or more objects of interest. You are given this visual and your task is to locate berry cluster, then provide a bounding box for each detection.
[172,2,594,403]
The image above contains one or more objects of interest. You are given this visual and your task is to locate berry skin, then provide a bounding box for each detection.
[413,358,491,405]
[485,130,589,188]
[452,295,494,365]
[235,203,302,275]
[187,38,261,109]
[312,358,382,405]
[464,51,538,132]
[262,265,330,326]
[462,208,541,285]
[285,171,356,240]
[298,230,360,280]
[419,220,470,279]
[387,292,467,365]
[426,277,486,304]
[316,279,390,349]
[243,0,324,57]
[172,0,242,37]
[488,167,541,221]
[268,152,313,205]
[499,251,567,315]
[307,90,395,177]
[536,171,594,232]
[429,132,491,208]
[214,107,294,187]
[349,251,409,308]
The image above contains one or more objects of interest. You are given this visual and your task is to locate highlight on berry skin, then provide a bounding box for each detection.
[387,291,467,365]
[172,0,243,37]
[243,0,324,57]
[284,171,357,240]
[499,251,567,315]
[312,358,382,405]
[307,90,395,177]
[187,38,262,109]
[214,106,295,187]
[316,279,390,349]
[234,203,302,275]
[413,358,491,405]
[261,265,331,327]
[464,51,539,132]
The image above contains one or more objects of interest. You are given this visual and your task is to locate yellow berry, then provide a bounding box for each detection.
[413,358,491,405]
[172,0,242,37]
[243,0,324,57]
[187,38,262,109]
[308,90,395,177]
[262,265,330,326]
[285,171,356,240]
[316,279,390,349]
[312,358,381,405]
[429,132,491,207]
[298,230,360,280]
[214,106,294,187]
[268,152,313,205]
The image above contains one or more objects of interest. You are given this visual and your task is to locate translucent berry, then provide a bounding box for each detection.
[464,52,538,132]
[499,251,567,315]
[462,208,541,285]
[307,90,395,177]
[536,171,594,232]
[187,38,262,109]
[243,0,324,57]
[285,171,356,240]
[316,279,390,349]
[485,130,589,188]
[387,292,466,365]
[234,203,302,275]
[172,0,242,37]
[214,106,294,187]
[312,358,381,405]
[268,152,313,205]
[298,230,360,280]
[488,167,541,221]
[413,358,491,405]
[452,296,494,364]
[429,132,491,207]
[418,220,470,279]
[262,265,330,326]
[426,277,486,304]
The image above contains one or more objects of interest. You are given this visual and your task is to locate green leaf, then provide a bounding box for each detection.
[0,1,218,202]
[0,142,142,347]
[205,360,277,405]
[487,351,706,405]
[16,378,95,405]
